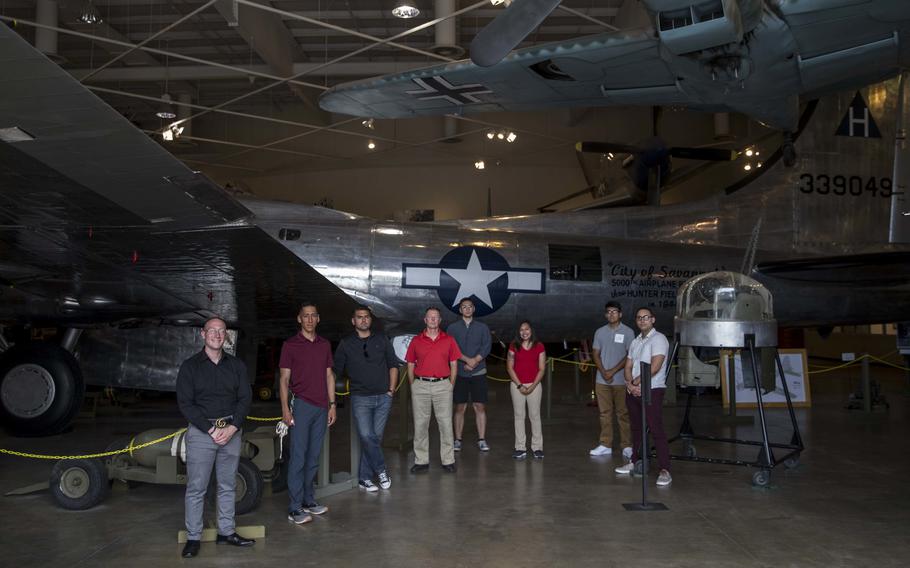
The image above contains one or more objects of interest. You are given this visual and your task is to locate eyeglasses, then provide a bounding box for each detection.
[636,315,653,321]
[204,328,227,336]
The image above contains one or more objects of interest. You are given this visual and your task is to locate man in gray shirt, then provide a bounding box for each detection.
[590,301,634,458]
[334,306,399,492]
[447,298,493,452]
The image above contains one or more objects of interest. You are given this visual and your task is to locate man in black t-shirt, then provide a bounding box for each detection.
[334,306,399,492]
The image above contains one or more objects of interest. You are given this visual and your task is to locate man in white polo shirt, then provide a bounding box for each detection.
[615,306,672,487]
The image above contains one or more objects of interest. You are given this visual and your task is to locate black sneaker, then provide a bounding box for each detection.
[512,449,527,460]
[533,450,544,459]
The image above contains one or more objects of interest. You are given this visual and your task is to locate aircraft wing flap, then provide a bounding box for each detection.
[319,30,676,118]
[754,252,910,285]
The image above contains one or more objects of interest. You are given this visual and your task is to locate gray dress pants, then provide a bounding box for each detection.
[184,424,242,540]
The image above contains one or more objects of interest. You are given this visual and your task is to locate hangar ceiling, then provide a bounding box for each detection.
[0,1,655,181]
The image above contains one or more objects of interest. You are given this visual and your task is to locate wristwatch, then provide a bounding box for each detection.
[329,401,336,407]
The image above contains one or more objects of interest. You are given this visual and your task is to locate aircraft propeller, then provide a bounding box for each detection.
[470,0,563,67]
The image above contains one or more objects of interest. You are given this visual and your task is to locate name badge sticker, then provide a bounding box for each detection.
[614,334,625,343]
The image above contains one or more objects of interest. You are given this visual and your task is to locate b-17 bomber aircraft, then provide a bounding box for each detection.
[319,0,910,163]
[0,22,908,438]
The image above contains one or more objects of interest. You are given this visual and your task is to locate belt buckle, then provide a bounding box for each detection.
[214,417,227,428]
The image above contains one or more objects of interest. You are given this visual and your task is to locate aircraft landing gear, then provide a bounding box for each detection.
[782,132,796,167]
[0,343,85,437]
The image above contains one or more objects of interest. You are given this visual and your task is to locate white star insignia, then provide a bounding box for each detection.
[442,251,504,309]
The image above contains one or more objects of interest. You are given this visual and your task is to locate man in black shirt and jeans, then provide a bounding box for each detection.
[334,306,399,492]
[176,317,254,558]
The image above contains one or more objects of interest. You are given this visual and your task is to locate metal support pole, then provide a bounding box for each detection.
[350,403,360,483]
[747,336,773,469]
[728,350,737,416]
[545,361,553,420]
[623,361,667,511]
[573,349,581,401]
[862,353,871,414]
[774,349,804,449]
[317,420,330,488]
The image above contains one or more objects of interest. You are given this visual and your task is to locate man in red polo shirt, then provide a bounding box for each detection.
[405,307,462,473]
[279,301,337,525]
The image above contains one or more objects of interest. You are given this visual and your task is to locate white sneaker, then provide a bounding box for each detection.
[478,439,490,452]
[358,480,379,493]
[378,471,391,490]
[656,469,672,487]
[622,447,633,460]
[615,462,636,475]
[589,444,612,456]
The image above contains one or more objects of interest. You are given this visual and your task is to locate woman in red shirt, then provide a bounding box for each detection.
[506,320,547,460]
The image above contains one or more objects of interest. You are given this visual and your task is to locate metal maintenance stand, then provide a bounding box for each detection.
[666,272,804,487]
[622,361,668,512]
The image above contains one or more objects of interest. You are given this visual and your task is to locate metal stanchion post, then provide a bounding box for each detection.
[862,353,871,414]
[545,361,553,421]
[623,361,667,512]
[573,350,581,401]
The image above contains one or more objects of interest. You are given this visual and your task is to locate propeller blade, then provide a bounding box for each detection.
[470,0,563,67]
[668,147,738,161]
[575,141,641,155]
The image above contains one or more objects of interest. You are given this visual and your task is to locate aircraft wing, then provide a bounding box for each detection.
[319,29,685,118]
[0,24,355,337]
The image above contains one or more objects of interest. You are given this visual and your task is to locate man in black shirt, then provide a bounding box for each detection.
[334,306,399,492]
[176,317,254,558]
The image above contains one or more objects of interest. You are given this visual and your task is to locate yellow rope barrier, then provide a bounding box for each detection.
[0,428,186,460]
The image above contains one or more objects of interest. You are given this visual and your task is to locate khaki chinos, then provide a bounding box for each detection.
[411,379,455,465]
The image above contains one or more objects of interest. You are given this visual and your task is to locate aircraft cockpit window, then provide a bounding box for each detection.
[548,245,602,282]
[278,228,301,241]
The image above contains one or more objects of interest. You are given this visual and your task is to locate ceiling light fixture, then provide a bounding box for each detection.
[78,0,103,24]
[367,140,376,150]
[743,164,752,171]
[474,160,485,170]
[486,131,495,140]
[496,131,505,140]
[506,132,517,143]
[744,148,754,157]
[362,118,375,129]
[392,2,420,18]
[156,93,177,119]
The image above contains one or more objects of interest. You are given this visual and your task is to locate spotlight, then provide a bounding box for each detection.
[607,152,614,160]
[743,164,752,171]
[362,118,375,129]
[754,150,760,156]
[486,131,495,140]
[496,131,505,140]
[392,2,419,18]
[744,148,754,157]
[757,162,763,168]
[506,131,517,143]
[474,160,486,170]
[367,140,376,150]
[162,123,184,142]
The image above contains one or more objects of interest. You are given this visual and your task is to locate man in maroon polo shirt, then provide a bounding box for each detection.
[279,301,337,524]
[405,307,462,473]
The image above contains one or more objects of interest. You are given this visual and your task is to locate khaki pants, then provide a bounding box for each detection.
[595,383,631,448]
[411,379,455,465]
[510,383,543,451]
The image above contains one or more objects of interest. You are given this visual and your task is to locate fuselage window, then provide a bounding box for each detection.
[279,228,301,241]
[548,244,602,282]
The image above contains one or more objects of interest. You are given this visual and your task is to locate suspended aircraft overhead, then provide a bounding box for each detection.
[320,0,910,133]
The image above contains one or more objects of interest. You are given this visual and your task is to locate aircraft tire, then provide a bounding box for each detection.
[0,343,85,437]
[235,458,264,515]
[50,458,110,510]
[207,457,264,515]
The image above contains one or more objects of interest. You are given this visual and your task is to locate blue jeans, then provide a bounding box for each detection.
[287,399,328,512]
[352,393,393,481]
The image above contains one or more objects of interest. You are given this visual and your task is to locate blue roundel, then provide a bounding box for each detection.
[437,246,511,317]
